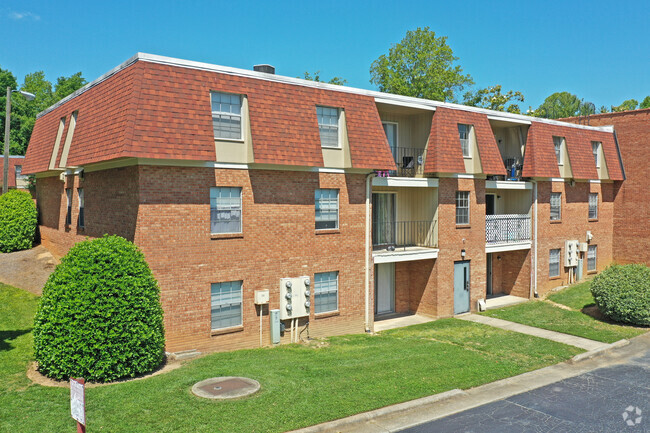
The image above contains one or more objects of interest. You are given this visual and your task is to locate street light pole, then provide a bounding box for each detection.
[3,86,10,195]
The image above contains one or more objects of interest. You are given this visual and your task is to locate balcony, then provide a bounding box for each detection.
[485,214,532,253]
[373,220,438,263]
[390,147,427,177]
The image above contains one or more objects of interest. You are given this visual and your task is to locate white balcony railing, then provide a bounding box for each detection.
[485,214,531,245]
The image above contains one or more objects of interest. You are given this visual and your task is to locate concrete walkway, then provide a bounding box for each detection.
[457,314,607,351]
[374,314,436,332]
[0,245,58,295]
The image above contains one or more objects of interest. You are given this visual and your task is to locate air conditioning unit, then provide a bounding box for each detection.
[565,240,579,267]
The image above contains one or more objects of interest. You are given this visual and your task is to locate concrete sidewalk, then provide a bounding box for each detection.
[289,332,649,433]
[457,314,607,351]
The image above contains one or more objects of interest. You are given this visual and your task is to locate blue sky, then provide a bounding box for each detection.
[1,0,648,110]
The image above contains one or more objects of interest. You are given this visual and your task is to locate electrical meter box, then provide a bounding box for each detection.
[565,240,579,267]
[578,242,588,253]
[254,290,269,305]
[279,276,311,320]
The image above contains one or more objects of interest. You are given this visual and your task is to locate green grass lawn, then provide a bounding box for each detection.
[547,280,595,310]
[483,298,645,344]
[0,283,583,433]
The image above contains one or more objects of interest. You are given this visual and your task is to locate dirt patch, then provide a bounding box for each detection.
[0,245,58,295]
[27,357,185,388]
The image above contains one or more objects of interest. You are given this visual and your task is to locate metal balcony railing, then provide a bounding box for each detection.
[390,147,427,177]
[372,220,436,250]
[485,214,531,245]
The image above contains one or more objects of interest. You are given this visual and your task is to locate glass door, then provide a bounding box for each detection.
[372,193,396,247]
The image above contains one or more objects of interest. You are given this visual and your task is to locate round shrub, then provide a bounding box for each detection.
[590,264,650,326]
[0,189,37,253]
[34,235,165,382]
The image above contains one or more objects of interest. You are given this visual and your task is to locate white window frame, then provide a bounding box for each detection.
[550,192,562,221]
[549,249,561,278]
[587,245,597,271]
[315,188,339,230]
[588,193,598,220]
[211,91,243,141]
[210,187,242,234]
[553,136,564,165]
[317,106,341,149]
[77,188,84,228]
[314,271,339,314]
[458,124,471,158]
[456,191,470,225]
[592,141,601,168]
[210,281,243,330]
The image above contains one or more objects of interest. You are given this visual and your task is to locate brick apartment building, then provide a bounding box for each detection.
[23,54,624,354]
[562,109,648,266]
[0,155,29,190]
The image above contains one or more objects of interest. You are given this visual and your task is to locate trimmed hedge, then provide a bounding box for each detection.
[591,264,650,326]
[34,235,166,382]
[0,189,37,253]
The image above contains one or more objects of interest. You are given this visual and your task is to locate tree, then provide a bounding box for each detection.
[302,71,347,85]
[531,92,594,119]
[462,85,525,113]
[0,67,19,154]
[640,96,650,109]
[53,72,87,101]
[599,105,610,114]
[612,99,638,112]
[370,27,473,102]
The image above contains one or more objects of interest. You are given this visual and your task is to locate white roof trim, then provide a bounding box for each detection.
[35,52,616,133]
[486,114,532,125]
[485,180,532,190]
[374,97,436,111]
[372,177,439,188]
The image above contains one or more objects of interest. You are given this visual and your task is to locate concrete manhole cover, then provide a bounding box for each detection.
[191,376,260,400]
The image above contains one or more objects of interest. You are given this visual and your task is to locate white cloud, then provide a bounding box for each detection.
[9,11,41,21]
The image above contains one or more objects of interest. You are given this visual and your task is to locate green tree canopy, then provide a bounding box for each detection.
[370,27,473,102]
[612,99,638,112]
[531,92,594,119]
[462,85,525,113]
[302,71,347,86]
[640,96,650,109]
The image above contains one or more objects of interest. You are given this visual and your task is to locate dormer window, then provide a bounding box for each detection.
[211,91,242,140]
[458,124,471,157]
[592,141,601,168]
[553,136,564,165]
[317,106,340,148]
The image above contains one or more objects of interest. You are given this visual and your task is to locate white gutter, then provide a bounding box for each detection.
[365,173,374,333]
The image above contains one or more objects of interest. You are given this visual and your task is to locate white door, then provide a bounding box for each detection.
[375,263,395,314]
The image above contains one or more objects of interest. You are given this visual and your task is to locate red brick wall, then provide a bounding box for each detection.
[394,259,437,317]
[563,110,650,265]
[535,181,615,294]
[491,250,530,297]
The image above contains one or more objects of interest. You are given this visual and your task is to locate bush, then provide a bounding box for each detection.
[0,189,37,253]
[34,235,165,382]
[590,264,650,326]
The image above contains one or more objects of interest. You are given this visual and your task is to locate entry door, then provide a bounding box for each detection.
[486,254,493,296]
[486,194,495,216]
[372,193,396,247]
[454,261,471,314]
[375,263,395,314]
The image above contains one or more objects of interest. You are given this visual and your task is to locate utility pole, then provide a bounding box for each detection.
[3,86,10,195]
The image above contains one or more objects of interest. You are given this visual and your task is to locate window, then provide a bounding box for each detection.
[65,188,72,225]
[588,193,598,219]
[317,106,340,148]
[587,245,597,271]
[458,124,471,157]
[314,271,338,313]
[550,193,562,221]
[15,165,26,181]
[77,188,84,228]
[315,189,339,230]
[553,136,563,165]
[549,249,561,277]
[210,281,242,330]
[211,91,242,140]
[592,141,601,168]
[210,187,242,234]
[382,122,398,155]
[456,191,470,225]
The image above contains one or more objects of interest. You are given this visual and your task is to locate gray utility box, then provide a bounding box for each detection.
[270,309,281,344]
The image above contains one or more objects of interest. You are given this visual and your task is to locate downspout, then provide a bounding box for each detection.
[532,180,539,298]
[364,172,374,333]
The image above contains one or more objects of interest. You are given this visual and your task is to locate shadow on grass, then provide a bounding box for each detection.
[0,329,32,351]
[581,305,649,329]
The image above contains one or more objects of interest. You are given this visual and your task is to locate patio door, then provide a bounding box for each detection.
[375,263,395,315]
[454,261,471,314]
[372,193,396,247]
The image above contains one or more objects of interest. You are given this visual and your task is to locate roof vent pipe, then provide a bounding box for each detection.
[253,64,275,74]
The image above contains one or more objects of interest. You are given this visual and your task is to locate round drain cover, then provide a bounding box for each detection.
[192,376,260,400]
